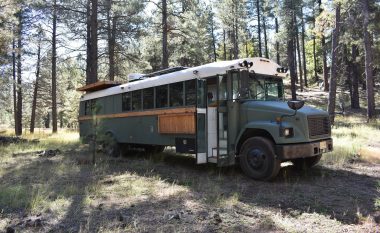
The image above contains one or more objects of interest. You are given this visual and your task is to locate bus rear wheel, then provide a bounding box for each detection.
[239,137,281,181]
[291,155,322,170]
[102,133,120,157]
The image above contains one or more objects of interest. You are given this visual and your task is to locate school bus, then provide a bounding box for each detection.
[78,57,333,180]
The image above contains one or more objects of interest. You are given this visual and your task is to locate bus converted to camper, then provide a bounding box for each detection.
[78,57,333,180]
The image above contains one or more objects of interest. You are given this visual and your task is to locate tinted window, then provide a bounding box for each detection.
[132,91,142,111]
[85,99,98,115]
[185,80,196,106]
[122,93,131,111]
[169,82,184,107]
[143,88,154,109]
[156,85,168,108]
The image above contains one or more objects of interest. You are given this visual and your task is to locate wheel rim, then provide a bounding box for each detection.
[247,148,266,169]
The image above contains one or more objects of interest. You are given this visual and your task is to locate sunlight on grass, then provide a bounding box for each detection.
[322,115,380,166]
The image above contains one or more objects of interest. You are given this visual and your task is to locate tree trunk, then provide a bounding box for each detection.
[162,0,169,69]
[223,29,227,60]
[30,31,42,133]
[327,4,341,124]
[321,35,329,91]
[362,0,375,120]
[12,37,18,135]
[312,7,317,81]
[211,14,217,62]
[107,0,116,81]
[351,44,360,109]
[16,11,23,136]
[295,17,303,91]
[52,0,58,133]
[90,0,98,83]
[263,16,269,59]
[275,17,280,64]
[233,16,238,59]
[301,8,307,87]
[86,0,91,84]
[256,0,262,57]
[293,38,298,84]
[288,37,297,100]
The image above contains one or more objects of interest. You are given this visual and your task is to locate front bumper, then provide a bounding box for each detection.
[275,138,333,160]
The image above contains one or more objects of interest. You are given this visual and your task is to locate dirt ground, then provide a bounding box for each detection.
[0,146,379,233]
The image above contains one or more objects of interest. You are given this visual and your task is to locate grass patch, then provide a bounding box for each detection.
[0,184,30,210]
[322,115,380,166]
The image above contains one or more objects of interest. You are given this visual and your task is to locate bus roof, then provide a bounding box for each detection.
[80,57,285,101]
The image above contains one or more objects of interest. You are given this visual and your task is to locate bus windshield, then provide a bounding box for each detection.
[245,74,284,101]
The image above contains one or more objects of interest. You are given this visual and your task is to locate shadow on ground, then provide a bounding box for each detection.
[0,148,378,232]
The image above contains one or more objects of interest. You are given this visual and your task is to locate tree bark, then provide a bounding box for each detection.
[275,17,280,64]
[301,8,307,87]
[30,30,42,133]
[12,37,18,135]
[312,7,317,81]
[210,13,217,62]
[351,44,360,109]
[288,37,297,100]
[52,0,58,133]
[256,0,262,57]
[362,0,375,120]
[263,16,268,59]
[295,16,303,91]
[322,35,329,91]
[162,0,169,68]
[86,0,91,84]
[90,0,98,83]
[327,4,341,124]
[16,11,23,136]
[223,29,227,60]
[107,0,116,80]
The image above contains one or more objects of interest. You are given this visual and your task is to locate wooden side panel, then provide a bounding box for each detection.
[158,113,196,134]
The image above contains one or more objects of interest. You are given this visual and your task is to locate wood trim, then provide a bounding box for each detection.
[76,81,122,92]
[158,113,196,134]
[78,107,196,121]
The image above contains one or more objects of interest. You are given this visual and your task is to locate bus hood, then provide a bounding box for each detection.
[241,100,328,117]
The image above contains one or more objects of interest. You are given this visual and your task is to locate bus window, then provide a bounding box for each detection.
[143,88,154,109]
[85,99,97,115]
[185,80,196,106]
[121,92,131,111]
[156,85,168,108]
[169,82,184,107]
[132,91,142,111]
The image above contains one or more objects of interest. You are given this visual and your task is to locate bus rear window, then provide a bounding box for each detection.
[185,80,196,106]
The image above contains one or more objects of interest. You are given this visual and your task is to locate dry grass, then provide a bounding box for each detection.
[0,109,379,232]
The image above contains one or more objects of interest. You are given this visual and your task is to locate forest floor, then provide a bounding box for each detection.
[0,88,380,233]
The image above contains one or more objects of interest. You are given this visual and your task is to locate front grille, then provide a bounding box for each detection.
[308,116,331,139]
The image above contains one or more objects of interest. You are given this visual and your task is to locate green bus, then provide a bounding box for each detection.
[78,57,333,180]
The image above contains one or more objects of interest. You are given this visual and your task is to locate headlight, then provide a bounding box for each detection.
[282,128,294,137]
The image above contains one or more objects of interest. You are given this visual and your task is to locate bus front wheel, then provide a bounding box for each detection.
[239,137,281,181]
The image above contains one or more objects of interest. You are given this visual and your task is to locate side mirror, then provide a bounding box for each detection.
[287,100,304,111]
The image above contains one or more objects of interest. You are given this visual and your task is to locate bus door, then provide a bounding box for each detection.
[196,79,207,164]
[216,70,241,166]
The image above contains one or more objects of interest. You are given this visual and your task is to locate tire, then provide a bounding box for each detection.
[291,155,322,170]
[239,137,281,181]
[102,133,120,157]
